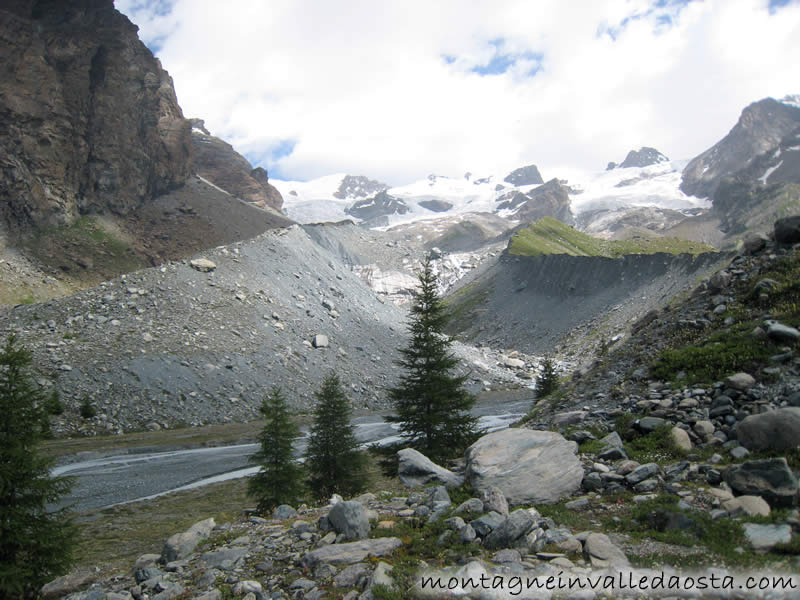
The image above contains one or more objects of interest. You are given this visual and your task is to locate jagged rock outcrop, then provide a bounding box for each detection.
[681,97,800,199]
[615,147,669,169]
[190,121,283,210]
[333,175,388,200]
[503,164,544,186]
[345,190,408,221]
[0,0,192,228]
[497,178,574,225]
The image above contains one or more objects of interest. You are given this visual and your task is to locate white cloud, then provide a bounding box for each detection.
[115,0,800,184]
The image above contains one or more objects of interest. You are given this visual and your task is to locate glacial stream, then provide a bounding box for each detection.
[56,395,534,512]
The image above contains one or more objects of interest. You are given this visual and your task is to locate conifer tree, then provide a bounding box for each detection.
[0,335,75,598]
[305,373,368,500]
[536,356,558,398]
[248,387,304,512]
[388,255,477,463]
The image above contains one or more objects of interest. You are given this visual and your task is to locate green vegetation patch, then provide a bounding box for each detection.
[508,217,715,257]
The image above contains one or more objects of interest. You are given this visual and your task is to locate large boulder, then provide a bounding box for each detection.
[465,429,583,505]
[583,533,630,568]
[724,458,799,507]
[301,538,402,568]
[328,501,370,541]
[736,408,800,452]
[397,448,464,489]
[774,215,800,244]
[161,518,215,563]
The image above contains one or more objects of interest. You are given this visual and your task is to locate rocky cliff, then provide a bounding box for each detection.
[0,0,192,228]
[189,119,283,211]
[497,178,574,225]
[681,97,800,200]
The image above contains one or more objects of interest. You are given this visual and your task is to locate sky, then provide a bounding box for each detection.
[115,0,800,185]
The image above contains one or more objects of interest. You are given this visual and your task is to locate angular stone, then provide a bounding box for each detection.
[454,498,485,516]
[725,373,755,391]
[625,463,660,485]
[273,505,298,520]
[466,429,582,505]
[302,538,403,567]
[484,509,536,549]
[583,533,629,567]
[723,496,771,517]
[202,546,249,570]
[471,511,505,537]
[333,563,370,588]
[552,411,587,427]
[737,408,800,452]
[636,417,666,433]
[397,448,464,489]
[670,427,692,452]
[774,215,800,244]
[743,523,792,551]
[765,321,800,343]
[312,334,329,348]
[189,258,217,272]
[328,501,370,541]
[724,458,799,507]
[161,518,215,563]
[480,486,509,517]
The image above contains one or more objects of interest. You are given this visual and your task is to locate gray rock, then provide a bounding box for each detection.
[328,501,370,541]
[333,563,371,588]
[484,509,536,549]
[273,505,298,520]
[551,410,587,427]
[765,321,800,343]
[583,533,630,567]
[636,417,666,432]
[480,486,509,516]
[471,511,506,537]
[302,538,403,567]
[312,334,329,348]
[460,524,477,543]
[201,546,249,570]
[725,372,755,391]
[466,429,583,505]
[625,463,660,485]
[723,496,771,517]
[736,408,800,451]
[582,472,603,492]
[189,258,217,272]
[743,234,767,254]
[724,458,799,506]
[492,549,522,564]
[670,427,692,452]
[397,448,464,489]
[774,215,800,244]
[454,498,485,516]
[743,523,792,550]
[161,518,215,563]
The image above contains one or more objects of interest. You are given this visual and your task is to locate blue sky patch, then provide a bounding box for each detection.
[768,0,793,14]
[246,139,297,180]
[468,38,543,77]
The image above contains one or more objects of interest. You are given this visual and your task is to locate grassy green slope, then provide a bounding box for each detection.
[509,217,716,257]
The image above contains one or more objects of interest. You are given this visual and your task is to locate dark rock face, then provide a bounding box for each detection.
[418,199,453,213]
[503,164,544,186]
[191,127,283,210]
[774,216,800,244]
[497,179,574,225]
[333,175,388,200]
[617,147,669,169]
[0,0,192,228]
[345,190,408,221]
[681,98,800,199]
